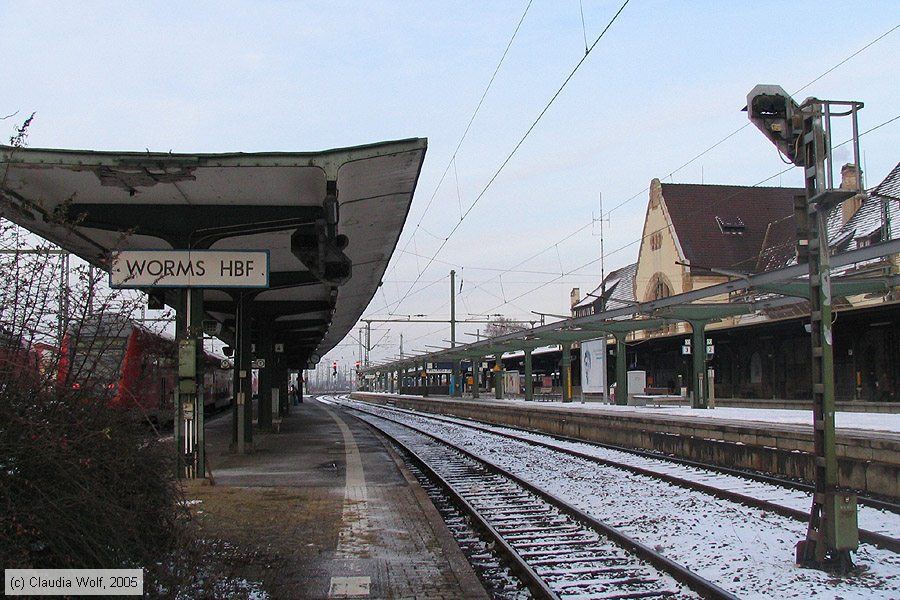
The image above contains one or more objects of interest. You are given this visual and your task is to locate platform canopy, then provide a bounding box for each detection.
[0,138,427,367]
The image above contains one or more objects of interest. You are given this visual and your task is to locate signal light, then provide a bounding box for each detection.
[745,84,802,166]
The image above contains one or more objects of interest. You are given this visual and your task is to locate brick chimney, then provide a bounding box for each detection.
[840,163,864,225]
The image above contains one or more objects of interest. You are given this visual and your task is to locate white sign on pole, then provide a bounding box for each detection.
[581,338,607,395]
[110,250,269,288]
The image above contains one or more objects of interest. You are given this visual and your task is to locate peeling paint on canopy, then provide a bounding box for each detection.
[0,138,427,367]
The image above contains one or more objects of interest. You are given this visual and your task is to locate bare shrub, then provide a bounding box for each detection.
[0,115,191,592]
[0,222,186,576]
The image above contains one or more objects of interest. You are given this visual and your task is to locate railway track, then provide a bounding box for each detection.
[326,396,900,599]
[346,398,900,553]
[347,404,739,600]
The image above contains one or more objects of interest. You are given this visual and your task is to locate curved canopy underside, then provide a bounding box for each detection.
[1,138,427,367]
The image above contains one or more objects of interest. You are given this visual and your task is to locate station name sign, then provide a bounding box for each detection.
[110,250,269,288]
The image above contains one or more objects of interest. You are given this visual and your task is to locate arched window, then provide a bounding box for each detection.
[646,273,672,301]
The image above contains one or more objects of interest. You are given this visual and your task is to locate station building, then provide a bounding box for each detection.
[569,163,900,404]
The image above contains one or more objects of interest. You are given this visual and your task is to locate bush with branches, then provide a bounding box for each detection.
[0,116,196,595]
[0,219,187,576]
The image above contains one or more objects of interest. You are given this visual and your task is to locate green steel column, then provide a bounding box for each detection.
[615,334,628,405]
[813,205,840,529]
[561,343,571,403]
[173,291,186,479]
[524,349,534,401]
[494,355,503,399]
[690,320,708,409]
[189,288,205,479]
[175,288,205,479]
[421,362,429,397]
[258,320,273,429]
[298,370,304,404]
[472,358,481,399]
[233,293,253,452]
[450,269,460,396]
[799,100,854,568]
[275,360,288,417]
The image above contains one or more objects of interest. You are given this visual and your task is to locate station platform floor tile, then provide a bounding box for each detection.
[188,398,489,600]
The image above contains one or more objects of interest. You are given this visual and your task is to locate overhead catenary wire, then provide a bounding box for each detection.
[365,109,898,362]
[476,114,900,316]
[360,18,898,363]
[604,22,900,220]
[383,0,534,307]
[387,0,631,317]
[431,24,900,317]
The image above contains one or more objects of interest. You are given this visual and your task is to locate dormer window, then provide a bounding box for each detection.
[716,215,746,235]
[856,229,882,248]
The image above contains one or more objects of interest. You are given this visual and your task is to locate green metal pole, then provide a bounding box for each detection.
[174,291,186,479]
[615,334,628,405]
[258,319,273,429]
[451,270,460,397]
[815,212,838,483]
[690,320,708,409]
[798,99,855,569]
[561,343,571,402]
[190,288,205,479]
[524,349,533,401]
[494,354,503,400]
[233,292,253,453]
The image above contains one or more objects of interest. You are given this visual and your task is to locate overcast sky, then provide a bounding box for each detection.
[3,1,898,367]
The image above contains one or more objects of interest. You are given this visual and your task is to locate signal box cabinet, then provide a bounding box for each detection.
[825,492,859,551]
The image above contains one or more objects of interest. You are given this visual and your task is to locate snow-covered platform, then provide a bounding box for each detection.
[189,396,489,599]
[351,392,900,499]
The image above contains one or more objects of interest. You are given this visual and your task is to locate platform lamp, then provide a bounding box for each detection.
[747,84,862,572]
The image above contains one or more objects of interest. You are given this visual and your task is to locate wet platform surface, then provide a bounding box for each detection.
[198,397,489,600]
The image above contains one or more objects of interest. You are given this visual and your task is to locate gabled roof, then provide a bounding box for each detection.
[757,161,899,272]
[830,163,900,252]
[659,183,802,273]
[573,262,637,311]
[871,162,900,201]
[753,214,797,273]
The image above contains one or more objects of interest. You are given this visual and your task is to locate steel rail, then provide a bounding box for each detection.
[354,412,561,600]
[346,403,740,600]
[368,395,900,515]
[353,398,900,554]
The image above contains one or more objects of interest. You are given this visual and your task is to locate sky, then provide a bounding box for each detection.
[2,1,898,368]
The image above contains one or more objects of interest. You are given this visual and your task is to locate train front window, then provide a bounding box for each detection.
[71,335,128,392]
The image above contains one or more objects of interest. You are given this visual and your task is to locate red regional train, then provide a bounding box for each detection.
[58,316,232,423]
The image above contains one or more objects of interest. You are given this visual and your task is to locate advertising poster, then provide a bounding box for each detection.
[581,338,607,396]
